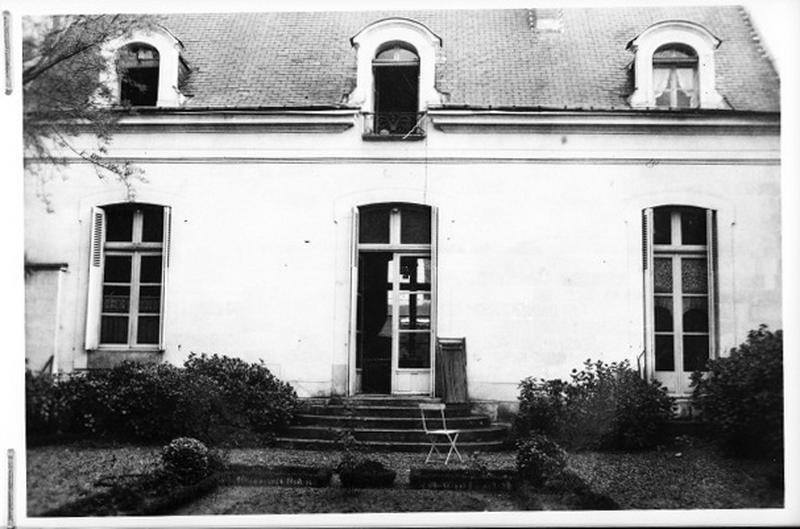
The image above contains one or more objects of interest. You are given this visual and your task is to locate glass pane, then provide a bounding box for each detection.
[141,206,164,242]
[654,258,673,293]
[359,205,391,244]
[653,209,671,245]
[654,296,673,332]
[100,316,128,344]
[675,89,692,109]
[399,292,431,330]
[655,88,671,108]
[683,297,709,332]
[399,332,430,368]
[655,334,675,371]
[102,285,130,313]
[681,258,708,293]
[680,208,706,245]
[137,316,160,344]
[683,335,709,372]
[140,255,163,283]
[139,286,161,313]
[105,207,134,242]
[400,257,431,290]
[376,45,419,62]
[103,255,131,282]
[400,205,431,244]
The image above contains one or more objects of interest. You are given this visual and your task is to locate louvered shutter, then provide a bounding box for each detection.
[84,207,106,350]
[706,209,717,360]
[642,208,655,379]
[159,206,172,349]
[429,206,439,396]
[348,207,360,395]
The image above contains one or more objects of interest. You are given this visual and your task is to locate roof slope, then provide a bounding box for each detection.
[160,7,779,112]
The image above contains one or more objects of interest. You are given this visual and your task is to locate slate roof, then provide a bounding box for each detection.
[159,7,779,112]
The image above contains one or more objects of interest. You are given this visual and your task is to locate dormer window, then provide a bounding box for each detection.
[348,17,443,140]
[653,44,698,109]
[627,20,724,110]
[372,42,420,137]
[118,43,160,106]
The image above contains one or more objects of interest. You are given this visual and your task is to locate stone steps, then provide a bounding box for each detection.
[277,396,511,452]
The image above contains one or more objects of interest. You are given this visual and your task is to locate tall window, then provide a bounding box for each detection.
[86,204,170,350]
[371,42,420,136]
[644,206,715,394]
[653,44,698,109]
[118,43,160,106]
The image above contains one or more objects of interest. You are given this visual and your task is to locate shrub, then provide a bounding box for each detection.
[183,353,298,434]
[514,359,674,451]
[691,325,783,461]
[516,434,567,487]
[162,437,210,484]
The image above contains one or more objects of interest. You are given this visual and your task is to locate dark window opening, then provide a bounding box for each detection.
[118,43,160,106]
[371,43,420,137]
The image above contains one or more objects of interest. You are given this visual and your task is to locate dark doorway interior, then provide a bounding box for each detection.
[357,252,393,393]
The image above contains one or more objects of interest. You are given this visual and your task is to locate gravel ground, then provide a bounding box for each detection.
[27,440,782,515]
[567,439,783,509]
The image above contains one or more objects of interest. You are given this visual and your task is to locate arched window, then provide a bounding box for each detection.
[372,42,420,136]
[653,44,698,109]
[118,43,160,106]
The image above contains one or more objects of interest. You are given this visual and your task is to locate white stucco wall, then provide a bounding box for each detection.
[24,119,781,401]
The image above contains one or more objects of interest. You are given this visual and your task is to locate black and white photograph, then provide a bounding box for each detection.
[1,0,798,526]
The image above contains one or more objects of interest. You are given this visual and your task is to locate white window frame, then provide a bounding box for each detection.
[85,204,171,351]
[627,20,724,109]
[643,206,716,395]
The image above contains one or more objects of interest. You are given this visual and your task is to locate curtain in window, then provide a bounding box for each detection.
[675,67,697,105]
[652,68,671,99]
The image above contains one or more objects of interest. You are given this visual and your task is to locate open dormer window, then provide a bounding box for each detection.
[118,43,160,106]
[372,42,420,137]
[653,44,698,109]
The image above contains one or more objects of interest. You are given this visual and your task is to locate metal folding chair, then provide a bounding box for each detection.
[419,403,464,465]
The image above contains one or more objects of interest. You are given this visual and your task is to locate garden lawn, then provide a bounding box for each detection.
[568,439,783,509]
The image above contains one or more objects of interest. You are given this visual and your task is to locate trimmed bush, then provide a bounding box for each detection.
[514,359,674,451]
[162,437,211,484]
[691,325,783,461]
[516,434,566,487]
[183,353,298,434]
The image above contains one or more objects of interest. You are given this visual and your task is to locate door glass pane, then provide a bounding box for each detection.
[137,316,160,344]
[654,296,673,332]
[399,293,431,330]
[141,206,164,242]
[105,207,134,242]
[399,256,431,290]
[655,334,674,371]
[359,205,390,243]
[654,258,673,293]
[653,209,672,245]
[140,255,163,283]
[680,208,706,245]
[681,258,707,293]
[683,335,709,372]
[683,297,709,332]
[103,255,132,282]
[399,332,430,368]
[139,286,161,313]
[102,285,130,312]
[400,205,431,244]
[100,316,128,343]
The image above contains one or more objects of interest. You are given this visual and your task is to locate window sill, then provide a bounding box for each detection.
[362,132,426,142]
[86,348,164,369]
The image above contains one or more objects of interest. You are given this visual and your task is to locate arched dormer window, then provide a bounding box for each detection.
[118,43,160,106]
[627,20,724,110]
[349,18,443,140]
[372,42,420,136]
[101,26,186,108]
[653,44,698,109]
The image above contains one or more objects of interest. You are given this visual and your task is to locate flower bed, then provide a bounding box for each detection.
[409,467,517,492]
[220,464,333,487]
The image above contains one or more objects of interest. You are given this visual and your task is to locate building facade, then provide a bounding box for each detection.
[24,7,781,411]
